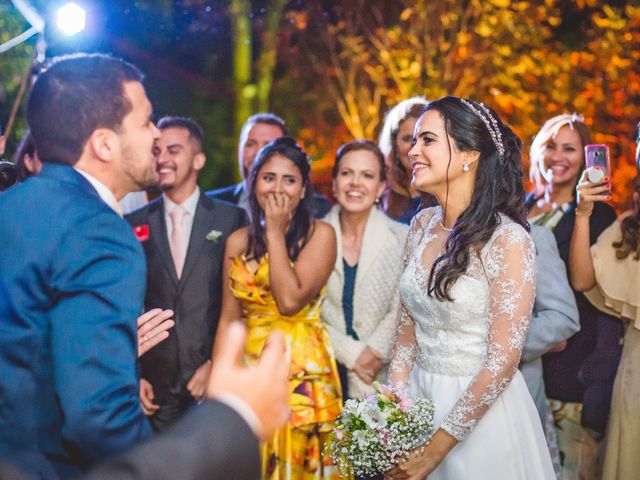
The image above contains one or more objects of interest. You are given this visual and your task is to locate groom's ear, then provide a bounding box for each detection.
[85,128,120,165]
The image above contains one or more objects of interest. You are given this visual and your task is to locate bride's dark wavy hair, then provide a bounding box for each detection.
[425,96,529,301]
[247,137,313,261]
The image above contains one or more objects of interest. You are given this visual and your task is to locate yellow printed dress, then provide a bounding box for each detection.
[229,255,343,480]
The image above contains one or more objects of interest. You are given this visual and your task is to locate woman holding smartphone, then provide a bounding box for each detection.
[570,124,640,480]
[526,114,618,478]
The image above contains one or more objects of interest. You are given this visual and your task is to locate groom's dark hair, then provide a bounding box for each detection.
[27,53,144,166]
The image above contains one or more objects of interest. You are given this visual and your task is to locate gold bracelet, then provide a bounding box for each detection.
[575,208,592,217]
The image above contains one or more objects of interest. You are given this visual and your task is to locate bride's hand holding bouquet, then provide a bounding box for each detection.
[328,382,435,478]
[384,428,458,480]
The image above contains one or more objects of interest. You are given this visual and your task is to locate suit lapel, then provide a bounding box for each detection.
[149,199,179,286]
[177,194,216,293]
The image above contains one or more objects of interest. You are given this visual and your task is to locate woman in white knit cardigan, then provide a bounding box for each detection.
[321,140,409,399]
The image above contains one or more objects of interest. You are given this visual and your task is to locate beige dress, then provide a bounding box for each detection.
[584,219,640,480]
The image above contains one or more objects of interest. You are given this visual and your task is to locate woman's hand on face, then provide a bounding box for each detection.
[264,192,293,236]
[576,169,611,216]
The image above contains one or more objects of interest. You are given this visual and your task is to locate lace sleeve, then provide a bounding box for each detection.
[440,224,536,441]
[388,211,430,385]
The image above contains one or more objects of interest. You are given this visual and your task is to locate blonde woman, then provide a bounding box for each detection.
[570,123,640,480]
[378,96,432,223]
[526,113,618,479]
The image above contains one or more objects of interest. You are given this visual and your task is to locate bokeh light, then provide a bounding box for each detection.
[56,2,86,37]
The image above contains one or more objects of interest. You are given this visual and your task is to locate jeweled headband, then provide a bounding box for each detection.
[459,98,505,161]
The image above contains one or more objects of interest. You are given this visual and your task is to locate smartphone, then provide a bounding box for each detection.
[584,144,610,183]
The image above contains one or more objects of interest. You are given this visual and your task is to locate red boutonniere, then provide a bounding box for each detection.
[133,224,149,242]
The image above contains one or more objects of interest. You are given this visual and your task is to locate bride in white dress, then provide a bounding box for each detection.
[386,97,555,479]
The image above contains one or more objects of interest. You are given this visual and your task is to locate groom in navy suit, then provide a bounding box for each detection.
[0,53,294,480]
[0,54,160,478]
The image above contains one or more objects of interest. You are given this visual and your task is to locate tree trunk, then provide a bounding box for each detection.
[230,0,254,145]
[256,0,288,112]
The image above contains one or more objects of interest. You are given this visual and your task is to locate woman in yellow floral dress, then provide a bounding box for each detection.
[216,137,343,479]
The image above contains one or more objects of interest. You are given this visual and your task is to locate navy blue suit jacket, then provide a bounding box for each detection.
[0,163,152,478]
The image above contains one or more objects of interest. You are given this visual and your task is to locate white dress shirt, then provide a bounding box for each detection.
[163,186,200,255]
[119,191,148,215]
[74,168,123,217]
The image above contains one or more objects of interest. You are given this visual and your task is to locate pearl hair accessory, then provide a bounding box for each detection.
[459,99,505,162]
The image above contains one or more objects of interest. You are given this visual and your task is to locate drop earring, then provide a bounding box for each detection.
[463,163,470,172]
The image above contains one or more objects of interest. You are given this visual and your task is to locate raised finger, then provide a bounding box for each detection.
[279,192,289,210]
[137,308,163,327]
[581,193,611,203]
[264,193,277,215]
[138,331,169,357]
[269,192,280,210]
[195,385,205,400]
[145,319,175,341]
[139,309,174,337]
[282,194,293,214]
[584,184,611,194]
[141,395,157,411]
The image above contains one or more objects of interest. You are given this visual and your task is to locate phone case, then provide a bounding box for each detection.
[584,144,610,183]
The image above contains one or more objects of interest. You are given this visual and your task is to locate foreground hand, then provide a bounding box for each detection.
[137,308,175,357]
[208,322,290,440]
[353,346,383,384]
[575,169,611,216]
[187,360,211,402]
[139,378,159,416]
[264,192,294,236]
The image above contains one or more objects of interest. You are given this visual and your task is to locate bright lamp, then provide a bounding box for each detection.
[56,2,86,36]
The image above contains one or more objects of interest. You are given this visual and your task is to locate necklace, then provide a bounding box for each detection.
[439,220,453,232]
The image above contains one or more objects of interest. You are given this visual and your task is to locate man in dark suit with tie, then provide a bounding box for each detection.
[126,117,245,431]
[207,112,333,218]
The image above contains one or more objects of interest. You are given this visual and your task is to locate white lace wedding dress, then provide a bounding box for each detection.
[390,207,555,479]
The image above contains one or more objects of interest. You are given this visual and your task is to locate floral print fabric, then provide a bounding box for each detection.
[229,255,343,479]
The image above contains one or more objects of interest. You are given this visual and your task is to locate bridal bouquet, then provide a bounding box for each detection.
[328,382,435,477]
